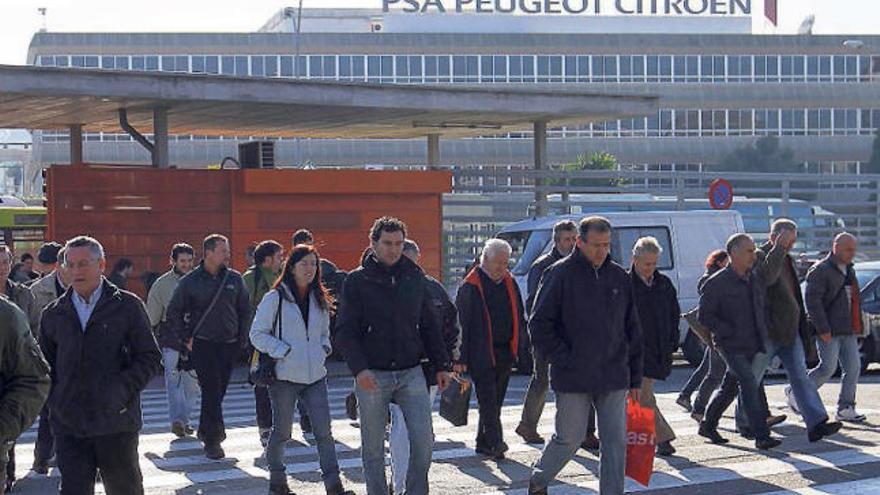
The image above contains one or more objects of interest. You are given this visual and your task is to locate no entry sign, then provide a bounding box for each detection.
[708,179,734,210]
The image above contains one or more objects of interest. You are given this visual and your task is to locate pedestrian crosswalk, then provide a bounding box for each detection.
[8,375,880,494]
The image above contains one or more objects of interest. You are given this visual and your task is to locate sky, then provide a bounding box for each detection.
[0,0,879,65]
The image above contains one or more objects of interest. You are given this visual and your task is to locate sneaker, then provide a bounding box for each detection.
[345,392,358,421]
[809,420,844,443]
[31,461,48,475]
[698,424,729,445]
[767,414,788,428]
[755,435,782,450]
[675,395,693,413]
[205,444,225,460]
[515,424,545,444]
[580,432,600,451]
[785,387,801,416]
[837,407,867,423]
[171,422,187,438]
[259,428,272,448]
[690,412,704,423]
[656,441,676,457]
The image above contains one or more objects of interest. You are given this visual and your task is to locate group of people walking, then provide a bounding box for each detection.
[0,213,869,495]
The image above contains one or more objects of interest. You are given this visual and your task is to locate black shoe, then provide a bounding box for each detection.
[809,420,844,443]
[171,421,186,438]
[738,428,756,440]
[767,414,788,428]
[675,395,693,413]
[498,441,509,454]
[656,441,676,457]
[205,443,226,460]
[755,436,782,450]
[5,478,14,493]
[515,424,545,444]
[345,392,358,421]
[31,461,48,475]
[475,444,505,460]
[698,424,729,444]
[580,432,600,451]
[300,414,313,434]
[269,482,293,495]
[326,482,355,495]
[528,482,548,495]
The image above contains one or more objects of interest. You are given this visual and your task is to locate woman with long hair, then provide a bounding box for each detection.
[250,244,354,495]
[676,249,730,420]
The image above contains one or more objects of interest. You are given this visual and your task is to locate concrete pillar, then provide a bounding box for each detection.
[427,134,440,170]
[534,121,548,217]
[69,124,83,165]
[152,108,169,168]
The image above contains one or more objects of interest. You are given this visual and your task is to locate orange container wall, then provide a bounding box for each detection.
[46,166,451,298]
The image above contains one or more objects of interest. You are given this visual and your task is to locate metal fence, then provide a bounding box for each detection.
[442,168,880,288]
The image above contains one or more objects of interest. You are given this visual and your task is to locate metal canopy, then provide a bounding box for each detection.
[0,65,657,139]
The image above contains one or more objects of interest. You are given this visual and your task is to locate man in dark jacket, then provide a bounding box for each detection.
[805,233,866,423]
[745,220,843,442]
[528,216,642,495]
[630,236,681,457]
[165,234,251,460]
[516,220,581,446]
[457,238,525,460]
[146,243,198,438]
[0,295,50,495]
[698,234,781,450]
[337,217,452,495]
[40,236,161,494]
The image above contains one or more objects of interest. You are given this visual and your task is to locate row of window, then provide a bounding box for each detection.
[35,108,880,144]
[35,53,880,84]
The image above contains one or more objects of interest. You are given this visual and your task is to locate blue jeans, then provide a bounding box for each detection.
[356,366,433,495]
[162,348,200,427]
[531,389,627,495]
[743,337,828,431]
[390,386,438,495]
[704,349,770,439]
[809,335,862,410]
[267,378,341,489]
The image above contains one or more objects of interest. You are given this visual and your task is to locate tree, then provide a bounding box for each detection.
[713,136,801,173]
[865,129,880,174]
[555,151,626,188]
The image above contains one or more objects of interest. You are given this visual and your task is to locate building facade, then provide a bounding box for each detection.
[24,8,880,193]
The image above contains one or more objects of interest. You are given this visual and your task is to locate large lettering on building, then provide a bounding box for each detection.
[382,0,752,16]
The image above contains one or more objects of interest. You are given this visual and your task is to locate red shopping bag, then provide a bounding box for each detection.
[625,397,656,487]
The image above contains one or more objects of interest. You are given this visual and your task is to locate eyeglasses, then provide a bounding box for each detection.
[64,259,99,270]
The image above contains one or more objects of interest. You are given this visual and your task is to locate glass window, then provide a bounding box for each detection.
[85,56,99,68]
[604,56,617,83]
[309,55,323,77]
[620,55,632,83]
[192,55,205,73]
[265,56,278,77]
[564,55,577,82]
[145,56,159,71]
[820,56,832,82]
[281,56,294,77]
[766,55,778,82]
[591,56,604,81]
[115,56,130,70]
[660,109,673,136]
[632,55,645,81]
[646,55,659,82]
[101,56,114,69]
[578,55,590,81]
[492,56,506,83]
[611,227,674,270]
[324,56,336,78]
[38,55,54,66]
[233,56,247,75]
[205,56,218,74]
[251,56,264,77]
[659,56,672,83]
[71,55,85,67]
[674,56,686,83]
[222,56,235,75]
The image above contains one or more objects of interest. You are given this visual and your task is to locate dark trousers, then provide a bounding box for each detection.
[255,385,273,430]
[0,441,10,494]
[34,403,54,466]
[55,431,143,495]
[472,348,513,451]
[703,349,770,439]
[4,443,12,485]
[192,339,239,446]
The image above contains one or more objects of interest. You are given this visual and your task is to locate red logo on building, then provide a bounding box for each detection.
[765,0,778,26]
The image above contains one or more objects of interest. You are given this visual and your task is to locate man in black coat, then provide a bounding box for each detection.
[528,216,642,495]
[40,236,161,495]
[336,217,451,495]
[517,220,584,446]
[165,234,251,460]
[456,238,525,460]
[630,236,681,457]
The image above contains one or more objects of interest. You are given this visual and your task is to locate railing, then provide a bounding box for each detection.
[442,169,880,288]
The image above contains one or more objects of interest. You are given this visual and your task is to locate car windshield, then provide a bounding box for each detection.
[498,229,552,276]
[857,269,880,289]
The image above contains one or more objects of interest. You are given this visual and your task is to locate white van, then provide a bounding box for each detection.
[496,210,744,366]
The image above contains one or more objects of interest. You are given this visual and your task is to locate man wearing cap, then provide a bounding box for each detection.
[32,242,63,283]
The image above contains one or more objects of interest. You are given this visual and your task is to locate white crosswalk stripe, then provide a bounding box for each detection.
[8,377,880,494]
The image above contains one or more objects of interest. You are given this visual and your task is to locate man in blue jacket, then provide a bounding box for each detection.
[528,216,643,495]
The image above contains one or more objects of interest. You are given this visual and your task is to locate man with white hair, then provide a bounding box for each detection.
[804,232,867,423]
[456,238,525,460]
[629,236,681,456]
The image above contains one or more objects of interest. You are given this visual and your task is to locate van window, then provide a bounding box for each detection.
[611,227,674,270]
[498,229,552,276]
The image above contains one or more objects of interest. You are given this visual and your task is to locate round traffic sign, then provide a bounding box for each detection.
[708,179,734,210]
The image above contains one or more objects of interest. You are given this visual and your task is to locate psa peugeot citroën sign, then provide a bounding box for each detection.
[383,0,753,16]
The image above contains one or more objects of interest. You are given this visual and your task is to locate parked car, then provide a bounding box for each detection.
[854,261,880,373]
